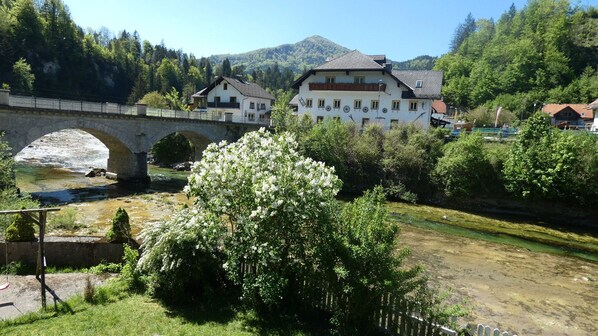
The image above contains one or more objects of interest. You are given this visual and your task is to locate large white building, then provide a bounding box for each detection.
[192,76,274,124]
[291,50,443,129]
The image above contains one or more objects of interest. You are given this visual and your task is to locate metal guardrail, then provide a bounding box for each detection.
[6,95,270,125]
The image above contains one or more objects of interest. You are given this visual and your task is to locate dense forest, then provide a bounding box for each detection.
[436,0,598,118]
[0,0,304,104]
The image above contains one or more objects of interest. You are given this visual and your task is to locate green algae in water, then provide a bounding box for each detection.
[389,209,598,263]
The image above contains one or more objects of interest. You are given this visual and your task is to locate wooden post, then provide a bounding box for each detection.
[39,210,47,310]
[0,208,60,312]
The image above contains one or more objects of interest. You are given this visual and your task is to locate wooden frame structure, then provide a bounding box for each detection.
[0,208,60,310]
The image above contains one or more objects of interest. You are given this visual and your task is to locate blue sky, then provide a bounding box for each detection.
[63,0,598,62]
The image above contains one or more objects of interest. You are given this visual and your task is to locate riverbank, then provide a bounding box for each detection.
[389,202,598,262]
[400,224,598,335]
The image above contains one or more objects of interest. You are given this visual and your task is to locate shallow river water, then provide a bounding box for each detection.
[13,129,598,335]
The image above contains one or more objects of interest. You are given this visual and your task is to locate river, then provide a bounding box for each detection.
[13,129,598,335]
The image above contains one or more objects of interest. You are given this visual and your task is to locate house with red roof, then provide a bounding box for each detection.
[541,103,593,129]
[291,50,443,130]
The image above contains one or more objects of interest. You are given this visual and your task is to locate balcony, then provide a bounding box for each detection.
[309,83,387,92]
[207,102,240,109]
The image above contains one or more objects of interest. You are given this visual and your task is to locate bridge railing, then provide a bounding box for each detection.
[9,95,136,115]
[6,94,269,125]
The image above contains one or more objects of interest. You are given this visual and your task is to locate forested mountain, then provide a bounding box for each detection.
[393,55,437,71]
[435,0,598,118]
[210,35,350,73]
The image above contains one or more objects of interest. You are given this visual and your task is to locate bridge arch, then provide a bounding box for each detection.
[147,125,227,161]
[10,119,147,182]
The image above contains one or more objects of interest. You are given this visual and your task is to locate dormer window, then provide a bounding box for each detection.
[415,80,423,88]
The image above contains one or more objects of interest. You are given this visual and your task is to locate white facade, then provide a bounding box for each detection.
[296,71,432,129]
[193,77,273,124]
[591,109,598,132]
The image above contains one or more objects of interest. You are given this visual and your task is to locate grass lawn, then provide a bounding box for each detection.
[0,277,326,336]
[0,294,258,336]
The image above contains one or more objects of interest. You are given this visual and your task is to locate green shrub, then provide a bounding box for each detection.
[433,132,492,198]
[106,208,131,243]
[5,215,35,242]
[330,186,424,334]
[120,245,143,291]
[49,207,83,231]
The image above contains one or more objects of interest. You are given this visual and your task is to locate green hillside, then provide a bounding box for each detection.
[209,35,350,72]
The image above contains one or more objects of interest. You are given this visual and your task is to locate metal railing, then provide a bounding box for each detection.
[6,94,270,125]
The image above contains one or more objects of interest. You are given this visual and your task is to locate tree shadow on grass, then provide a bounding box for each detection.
[241,306,333,336]
[161,292,333,336]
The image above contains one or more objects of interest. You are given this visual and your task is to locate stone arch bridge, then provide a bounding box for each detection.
[0,91,265,183]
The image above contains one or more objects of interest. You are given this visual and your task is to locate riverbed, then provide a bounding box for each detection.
[12,129,598,335]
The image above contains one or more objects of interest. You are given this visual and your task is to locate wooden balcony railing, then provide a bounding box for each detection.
[207,102,240,108]
[309,83,387,92]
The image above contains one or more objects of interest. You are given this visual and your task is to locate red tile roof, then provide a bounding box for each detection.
[542,104,593,120]
[432,100,447,114]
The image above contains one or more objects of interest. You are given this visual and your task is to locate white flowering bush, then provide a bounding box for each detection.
[187,128,342,307]
[137,207,227,301]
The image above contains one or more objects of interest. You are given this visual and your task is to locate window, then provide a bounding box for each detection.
[223,83,228,90]
[249,102,255,109]
[325,76,335,84]
[230,96,237,104]
[316,116,324,123]
[390,119,399,128]
[260,103,266,110]
[354,76,365,84]
[305,98,313,108]
[333,99,341,109]
[392,100,400,110]
[333,116,341,122]
[409,101,418,111]
[318,99,325,108]
[361,118,370,127]
[354,100,362,109]
[371,100,379,110]
[259,114,266,122]
[248,113,255,121]
[415,80,423,88]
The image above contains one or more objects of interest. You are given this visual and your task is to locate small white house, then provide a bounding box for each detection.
[291,50,443,130]
[192,76,274,124]
[589,98,598,132]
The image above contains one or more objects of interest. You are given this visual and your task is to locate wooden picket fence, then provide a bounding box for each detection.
[306,282,458,336]
[239,263,457,336]
[474,324,518,336]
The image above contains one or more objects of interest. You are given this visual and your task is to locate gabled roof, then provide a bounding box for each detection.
[292,50,398,89]
[542,104,593,119]
[192,76,274,100]
[291,50,442,99]
[393,70,443,99]
[588,98,598,110]
[315,50,386,71]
